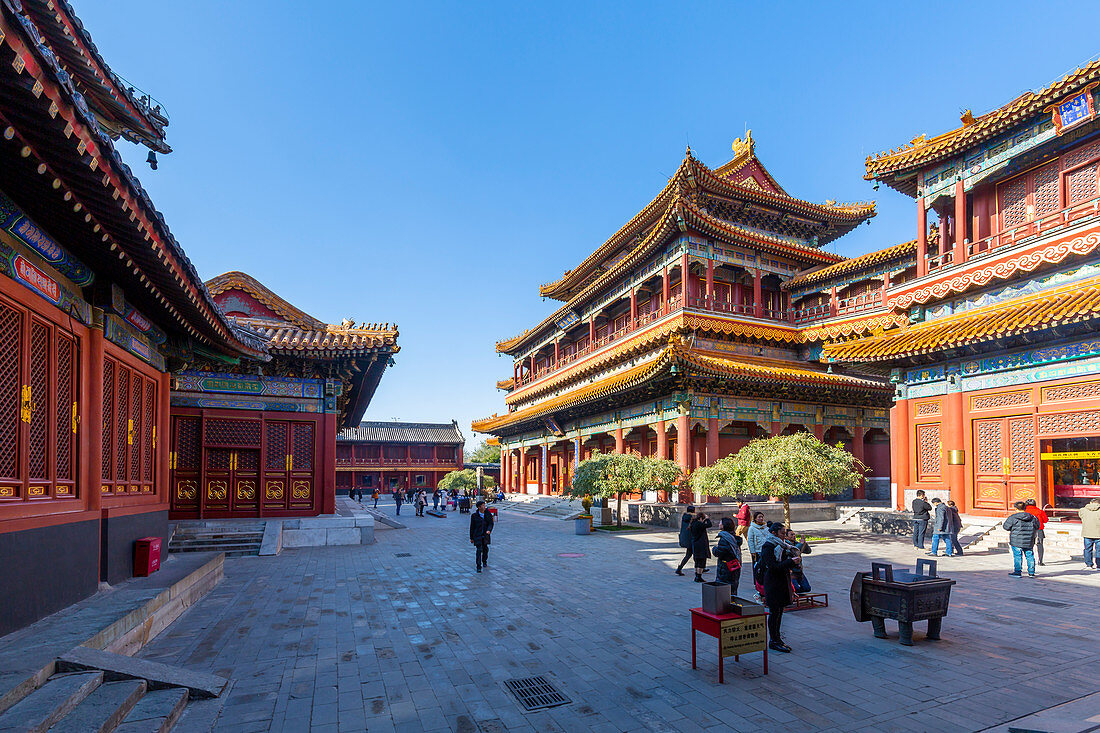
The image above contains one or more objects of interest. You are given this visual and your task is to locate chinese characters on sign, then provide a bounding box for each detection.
[719,616,766,657]
[1049,85,1097,134]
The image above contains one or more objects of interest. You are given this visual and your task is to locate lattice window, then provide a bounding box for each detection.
[0,301,21,483]
[1038,410,1100,435]
[976,420,1003,474]
[115,366,129,483]
[916,423,941,479]
[237,450,259,472]
[129,377,142,482]
[999,175,1029,229]
[175,418,201,470]
[1064,138,1100,169]
[205,418,262,447]
[1009,417,1035,474]
[265,421,287,470]
[971,391,1031,410]
[292,423,314,471]
[27,321,49,482]
[102,360,114,484]
[54,334,74,483]
[914,401,940,416]
[207,449,231,471]
[1042,380,1100,403]
[1033,161,1060,216]
[142,379,155,482]
[1067,162,1098,205]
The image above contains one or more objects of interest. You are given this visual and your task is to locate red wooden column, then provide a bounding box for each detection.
[916,197,928,278]
[662,267,670,307]
[676,413,691,503]
[86,328,105,514]
[513,361,519,385]
[589,317,595,344]
[852,426,866,500]
[655,420,667,460]
[891,401,910,510]
[529,354,536,377]
[954,179,968,265]
[519,448,527,493]
[830,286,839,316]
[680,252,691,301]
[554,340,560,366]
[705,258,715,306]
[944,389,967,512]
[753,269,763,317]
[157,371,170,504]
[881,270,891,303]
[539,444,548,494]
[734,281,743,310]
[629,289,637,322]
[322,413,337,514]
[705,417,720,504]
[614,427,625,454]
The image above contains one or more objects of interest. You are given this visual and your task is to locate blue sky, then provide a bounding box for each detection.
[82,2,1099,446]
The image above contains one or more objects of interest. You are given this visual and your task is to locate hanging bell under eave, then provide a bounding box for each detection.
[146,151,158,170]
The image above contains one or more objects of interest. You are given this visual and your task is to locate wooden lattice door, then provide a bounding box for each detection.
[262,419,317,513]
[973,416,1037,510]
[201,417,263,515]
[0,292,80,504]
[170,415,201,513]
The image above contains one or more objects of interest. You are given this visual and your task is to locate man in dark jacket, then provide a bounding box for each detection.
[928,498,953,557]
[470,500,494,572]
[674,506,696,576]
[946,500,964,556]
[1003,501,1039,577]
[759,523,799,653]
[912,490,932,549]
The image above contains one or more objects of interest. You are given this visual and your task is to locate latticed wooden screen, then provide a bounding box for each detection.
[999,175,1029,229]
[1033,162,1060,217]
[0,293,80,503]
[101,355,157,496]
[1008,417,1035,474]
[915,423,941,481]
[975,419,1003,474]
[1066,163,1098,205]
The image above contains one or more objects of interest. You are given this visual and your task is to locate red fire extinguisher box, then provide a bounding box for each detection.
[134,536,162,577]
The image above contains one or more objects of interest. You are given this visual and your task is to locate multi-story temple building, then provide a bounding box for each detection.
[473,135,895,499]
[336,421,464,494]
[823,59,1100,519]
[168,272,398,519]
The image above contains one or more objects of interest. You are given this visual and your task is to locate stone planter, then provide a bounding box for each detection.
[574,516,592,535]
[591,507,612,525]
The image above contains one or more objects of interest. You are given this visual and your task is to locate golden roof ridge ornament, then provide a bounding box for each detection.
[731,129,754,157]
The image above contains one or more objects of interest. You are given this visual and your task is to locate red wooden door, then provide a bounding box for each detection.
[0,291,80,504]
[170,415,201,514]
[973,416,1037,511]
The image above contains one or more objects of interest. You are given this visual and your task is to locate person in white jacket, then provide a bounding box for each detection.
[746,512,770,602]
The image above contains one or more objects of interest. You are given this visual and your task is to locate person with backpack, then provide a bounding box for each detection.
[759,522,798,653]
[1003,501,1039,578]
[688,511,713,583]
[713,517,743,594]
[674,506,696,576]
[371,488,380,509]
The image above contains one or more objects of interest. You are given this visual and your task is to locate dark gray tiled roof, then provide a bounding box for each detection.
[338,421,464,444]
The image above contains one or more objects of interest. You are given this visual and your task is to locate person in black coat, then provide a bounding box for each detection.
[689,512,713,583]
[911,490,932,549]
[758,523,799,653]
[470,500,494,572]
[674,506,696,576]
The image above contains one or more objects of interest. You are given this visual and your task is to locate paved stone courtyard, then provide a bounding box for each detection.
[141,503,1100,732]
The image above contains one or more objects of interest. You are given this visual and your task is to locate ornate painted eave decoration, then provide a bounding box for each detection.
[0,6,264,359]
[539,142,875,301]
[887,224,1100,311]
[866,57,1100,183]
[785,239,917,292]
[823,274,1100,363]
[474,337,890,434]
[206,271,326,331]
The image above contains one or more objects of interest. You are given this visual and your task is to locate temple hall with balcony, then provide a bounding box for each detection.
[473,134,895,501]
[336,421,464,494]
[822,58,1100,519]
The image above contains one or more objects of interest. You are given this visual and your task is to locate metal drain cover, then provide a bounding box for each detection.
[1010,596,1070,608]
[394,553,412,558]
[504,676,570,711]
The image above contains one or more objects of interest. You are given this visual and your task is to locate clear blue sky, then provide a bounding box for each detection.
[82,2,1099,447]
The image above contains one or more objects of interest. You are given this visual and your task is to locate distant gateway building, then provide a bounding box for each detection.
[336,421,464,493]
[474,135,894,499]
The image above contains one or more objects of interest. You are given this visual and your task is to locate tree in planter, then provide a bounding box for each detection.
[438,468,497,500]
[689,455,740,500]
[567,451,683,527]
[722,432,864,527]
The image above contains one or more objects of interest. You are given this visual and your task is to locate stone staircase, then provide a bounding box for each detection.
[0,647,228,733]
[168,522,264,557]
[968,521,1083,561]
[497,494,585,520]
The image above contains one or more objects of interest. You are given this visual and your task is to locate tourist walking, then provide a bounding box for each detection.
[432,489,441,511]
[1003,501,1039,577]
[1024,499,1048,566]
[371,488,380,509]
[470,500,494,572]
[784,528,812,595]
[946,500,963,556]
[689,512,713,583]
[416,490,427,517]
[912,490,932,549]
[1080,497,1100,569]
[674,505,696,576]
[735,500,751,539]
[394,489,404,516]
[928,498,953,557]
[747,511,769,600]
[713,517,743,594]
[759,522,798,653]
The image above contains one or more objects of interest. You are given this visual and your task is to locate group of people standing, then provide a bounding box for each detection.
[910,490,964,556]
[674,503,810,654]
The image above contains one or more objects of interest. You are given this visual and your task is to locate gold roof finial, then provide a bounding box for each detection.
[960,109,976,126]
[731,128,754,156]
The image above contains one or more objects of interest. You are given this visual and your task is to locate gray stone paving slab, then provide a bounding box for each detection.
[135,506,1100,731]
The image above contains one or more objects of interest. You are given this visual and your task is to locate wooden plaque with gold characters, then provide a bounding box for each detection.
[719,616,767,657]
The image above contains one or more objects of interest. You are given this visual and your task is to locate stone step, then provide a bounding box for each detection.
[0,671,102,732]
[166,685,232,733]
[171,532,264,540]
[57,647,228,699]
[168,544,260,556]
[49,680,146,733]
[113,688,188,733]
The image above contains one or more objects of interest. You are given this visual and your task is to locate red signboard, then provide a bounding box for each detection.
[13,255,60,304]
